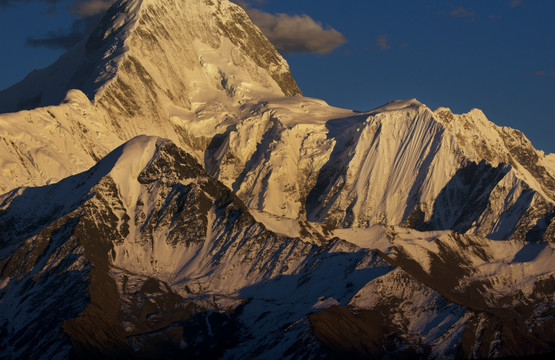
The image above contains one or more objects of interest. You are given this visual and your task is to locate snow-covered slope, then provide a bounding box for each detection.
[208,99,555,241]
[1,136,552,359]
[0,135,317,358]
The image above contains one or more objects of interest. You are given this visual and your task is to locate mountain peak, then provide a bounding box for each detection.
[95,135,207,204]
[99,135,159,208]
[369,98,425,113]
[0,0,300,114]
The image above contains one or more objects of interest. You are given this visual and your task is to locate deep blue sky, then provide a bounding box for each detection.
[0,0,553,153]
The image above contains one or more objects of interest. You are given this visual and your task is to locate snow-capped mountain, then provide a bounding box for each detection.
[0,0,554,358]
[204,97,555,242]
[0,0,300,193]
[0,0,299,114]
[1,136,553,358]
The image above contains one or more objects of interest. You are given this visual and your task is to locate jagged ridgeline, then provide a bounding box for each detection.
[1,136,553,358]
[0,0,554,359]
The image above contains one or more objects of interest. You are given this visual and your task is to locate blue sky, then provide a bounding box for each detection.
[0,0,554,153]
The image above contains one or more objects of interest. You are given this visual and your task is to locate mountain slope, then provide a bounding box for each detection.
[209,99,555,241]
[1,136,553,359]
[0,0,553,358]
[0,135,319,358]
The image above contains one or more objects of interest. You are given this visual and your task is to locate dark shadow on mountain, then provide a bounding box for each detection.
[511,243,548,263]
[123,309,243,360]
[0,218,90,359]
[1,269,90,360]
[0,144,124,245]
[235,248,394,357]
[65,305,243,360]
[309,305,431,360]
[525,208,555,243]
[70,245,393,359]
[305,114,370,225]
[415,161,514,235]
[204,124,237,176]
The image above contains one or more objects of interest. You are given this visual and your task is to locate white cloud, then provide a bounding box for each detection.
[70,0,115,16]
[234,1,346,55]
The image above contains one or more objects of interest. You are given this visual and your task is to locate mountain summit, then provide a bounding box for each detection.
[0,0,300,115]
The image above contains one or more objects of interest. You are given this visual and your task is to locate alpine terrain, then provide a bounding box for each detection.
[0,0,553,359]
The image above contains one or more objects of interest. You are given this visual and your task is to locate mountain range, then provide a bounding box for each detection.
[0,0,553,358]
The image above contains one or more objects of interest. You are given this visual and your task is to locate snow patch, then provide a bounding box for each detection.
[106,135,159,209]
[0,277,9,290]
[312,297,339,310]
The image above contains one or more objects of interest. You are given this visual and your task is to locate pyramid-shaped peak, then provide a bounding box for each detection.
[0,0,300,113]
[96,0,301,93]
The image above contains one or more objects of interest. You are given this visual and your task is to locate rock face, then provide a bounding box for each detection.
[0,0,554,359]
[0,136,318,358]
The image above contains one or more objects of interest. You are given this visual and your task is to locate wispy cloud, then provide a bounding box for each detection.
[24,0,115,49]
[70,0,114,16]
[449,6,476,19]
[26,30,84,49]
[233,1,346,55]
[510,0,522,8]
[26,12,105,49]
[376,35,390,51]
[534,71,555,78]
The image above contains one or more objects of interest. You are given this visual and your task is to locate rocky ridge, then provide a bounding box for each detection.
[1,136,553,358]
